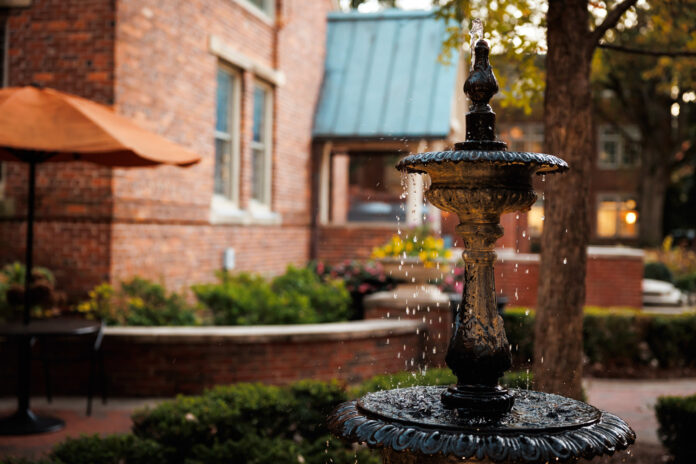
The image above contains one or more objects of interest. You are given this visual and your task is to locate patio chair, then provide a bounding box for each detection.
[36,322,107,416]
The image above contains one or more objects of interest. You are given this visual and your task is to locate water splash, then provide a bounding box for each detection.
[469,18,484,67]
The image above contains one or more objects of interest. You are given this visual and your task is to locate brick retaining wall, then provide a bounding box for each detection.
[0,320,425,397]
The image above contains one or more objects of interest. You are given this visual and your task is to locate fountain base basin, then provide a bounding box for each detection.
[328,386,635,464]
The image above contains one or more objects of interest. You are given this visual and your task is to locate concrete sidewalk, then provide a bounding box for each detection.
[1,378,694,461]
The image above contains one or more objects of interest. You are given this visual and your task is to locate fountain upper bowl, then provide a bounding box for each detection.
[396,150,568,175]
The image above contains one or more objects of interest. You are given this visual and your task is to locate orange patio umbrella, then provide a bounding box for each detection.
[0,84,200,435]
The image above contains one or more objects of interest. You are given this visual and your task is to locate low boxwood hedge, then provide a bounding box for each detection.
[655,394,696,463]
[504,307,696,370]
[3,372,541,464]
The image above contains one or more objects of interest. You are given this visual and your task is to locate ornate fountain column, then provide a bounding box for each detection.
[328,36,635,464]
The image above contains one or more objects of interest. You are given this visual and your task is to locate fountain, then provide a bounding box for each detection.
[328,36,635,463]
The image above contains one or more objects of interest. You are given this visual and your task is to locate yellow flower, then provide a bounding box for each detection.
[372,248,386,259]
[436,238,444,249]
[418,251,428,263]
[405,242,413,252]
[444,249,453,259]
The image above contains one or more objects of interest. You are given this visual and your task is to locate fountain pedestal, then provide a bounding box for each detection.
[328,37,635,463]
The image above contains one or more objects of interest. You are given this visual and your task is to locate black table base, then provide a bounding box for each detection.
[0,408,64,435]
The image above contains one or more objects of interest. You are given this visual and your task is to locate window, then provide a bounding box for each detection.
[247,0,274,16]
[596,195,638,238]
[214,65,241,205]
[527,199,544,237]
[598,125,640,169]
[346,153,408,223]
[501,124,544,153]
[251,81,273,207]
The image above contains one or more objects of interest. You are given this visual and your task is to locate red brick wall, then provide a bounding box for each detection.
[0,0,115,297]
[495,249,644,308]
[0,0,334,297]
[110,223,310,292]
[0,324,425,396]
[317,225,396,265]
[365,305,451,368]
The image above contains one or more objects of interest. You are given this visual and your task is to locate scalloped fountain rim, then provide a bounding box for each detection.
[396,150,569,174]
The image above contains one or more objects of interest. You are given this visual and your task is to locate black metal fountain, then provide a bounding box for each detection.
[328,36,636,464]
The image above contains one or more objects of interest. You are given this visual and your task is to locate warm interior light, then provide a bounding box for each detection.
[509,126,523,139]
[625,211,637,225]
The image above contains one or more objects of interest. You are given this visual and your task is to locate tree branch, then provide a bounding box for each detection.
[598,43,696,57]
[591,0,639,46]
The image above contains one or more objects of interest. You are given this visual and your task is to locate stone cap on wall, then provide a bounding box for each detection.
[104,319,425,344]
[495,246,645,263]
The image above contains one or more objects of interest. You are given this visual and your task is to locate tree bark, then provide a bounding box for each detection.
[638,144,668,246]
[533,0,594,400]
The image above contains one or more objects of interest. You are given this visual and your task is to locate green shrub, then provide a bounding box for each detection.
[655,394,696,463]
[674,272,696,293]
[502,307,535,364]
[194,267,351,325]
[271,265,351,323]
[351,368,531,398]
[644,261,674,282]
[78,278,200,326]
[0,262,57,322]
[193,272,316,325]
[131,380,363,464]
[503,307,696,370]
[49,434,165,464]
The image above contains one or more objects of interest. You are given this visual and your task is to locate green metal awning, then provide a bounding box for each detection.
[313,9,459,140]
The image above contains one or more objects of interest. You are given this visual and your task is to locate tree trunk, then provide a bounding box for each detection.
[638,149,668,247]
[533,0,594,400]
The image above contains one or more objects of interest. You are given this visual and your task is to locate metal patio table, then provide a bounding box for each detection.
[0,318,101,435]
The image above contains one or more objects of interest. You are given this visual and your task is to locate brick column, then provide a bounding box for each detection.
[331,151,349,224]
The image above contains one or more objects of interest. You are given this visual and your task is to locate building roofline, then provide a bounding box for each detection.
[327,9,434,21]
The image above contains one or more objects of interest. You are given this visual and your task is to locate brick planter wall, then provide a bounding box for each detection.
[0,320,425,397]
[496,247,644,308]
[364,299,452,368]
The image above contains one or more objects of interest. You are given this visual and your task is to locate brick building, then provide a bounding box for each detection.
[0,0,334,297]
[311,10,465,264]
[0,2,644,308]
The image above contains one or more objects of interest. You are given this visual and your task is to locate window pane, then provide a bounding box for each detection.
[252,147,265,202]
[253,86,266,143]
[248,0,269,13]
[216,69,233,133]
[214,138,230,195]
[623,141,640,166]
[597,200,618,237]
[619,199,638,237]
[527,200,544,237]
[347,154,405,222]
[600,140,617,165]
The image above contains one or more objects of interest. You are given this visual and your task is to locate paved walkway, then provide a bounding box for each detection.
[584,378,696,445]
[1,379,695,461]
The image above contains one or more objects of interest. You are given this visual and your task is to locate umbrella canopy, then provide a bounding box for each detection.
[0,86,200,166]
[0,85,201,435]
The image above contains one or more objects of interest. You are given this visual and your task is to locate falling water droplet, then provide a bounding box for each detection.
[563,258,567,264]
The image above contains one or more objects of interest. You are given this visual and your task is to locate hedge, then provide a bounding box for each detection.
[655,394,696,463]
[504,307,696,370]
[2,372,538,464]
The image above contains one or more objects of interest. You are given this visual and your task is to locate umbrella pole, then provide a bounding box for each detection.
[0,159,63,435]
[23,160,36,326]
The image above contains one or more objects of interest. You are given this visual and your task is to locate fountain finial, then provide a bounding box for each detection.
[457,38,507,150]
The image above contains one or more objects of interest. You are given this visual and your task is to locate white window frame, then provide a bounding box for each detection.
[250,79,273,211]
[213,63,242,209]
[596,193,639,239]
[597,125,640,170]
[235,0,275,24]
